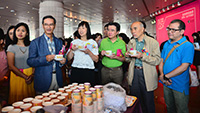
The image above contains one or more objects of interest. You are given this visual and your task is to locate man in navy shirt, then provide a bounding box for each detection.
[159,19,194,113]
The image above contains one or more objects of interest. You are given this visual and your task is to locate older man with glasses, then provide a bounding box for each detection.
[159,19,194,113]
[27,15,66,94]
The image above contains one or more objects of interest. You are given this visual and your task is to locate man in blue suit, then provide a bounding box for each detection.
[27,15,66,94]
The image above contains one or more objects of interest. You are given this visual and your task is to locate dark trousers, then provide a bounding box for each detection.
[130,68,155,113]
[71,67,95,86]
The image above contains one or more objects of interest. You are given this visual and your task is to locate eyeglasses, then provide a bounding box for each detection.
[43,23,54,27]
[166,27,181,33]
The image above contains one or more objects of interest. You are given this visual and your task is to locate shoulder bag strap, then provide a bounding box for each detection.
[164,40,188,64]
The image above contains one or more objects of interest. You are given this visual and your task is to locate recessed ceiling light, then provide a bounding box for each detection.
[75,20,77,22]
[131,4,134,6]
[6,20,8,22]
[65,18,68,20]
[31,17,33,19]
[139,13,141,15]
[100,0,103,3]
[110,6,112,8]
[165,0,167,2]
[14,13,16,15]
[129,10,131,12]
[78,2,81,5]
[27,1,30,5]
[10,10,15,13]
[72,4,74,6]
[0,7,4,10]
[70,19,72,21]
[27,11,29,13]
[136,9,138,11]
[94,14,96,16]
[6,6,8,8]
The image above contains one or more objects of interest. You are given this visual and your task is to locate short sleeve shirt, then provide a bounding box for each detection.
[71,39,98,69]
[161,37,194,95]
[99,37,126,68]
[7,45,30,69]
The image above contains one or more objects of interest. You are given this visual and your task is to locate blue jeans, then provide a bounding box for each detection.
[164,86,189,113]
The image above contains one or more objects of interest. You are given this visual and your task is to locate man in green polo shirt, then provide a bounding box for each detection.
[99,22,126,85]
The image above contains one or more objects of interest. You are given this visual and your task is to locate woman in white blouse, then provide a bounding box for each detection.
[67,21,99,86]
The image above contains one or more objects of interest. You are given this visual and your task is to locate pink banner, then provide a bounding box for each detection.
[156,0,200,44]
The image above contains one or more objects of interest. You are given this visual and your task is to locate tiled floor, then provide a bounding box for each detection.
[154,83,200,113]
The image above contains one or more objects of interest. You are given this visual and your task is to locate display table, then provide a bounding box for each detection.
[125,99,143,113]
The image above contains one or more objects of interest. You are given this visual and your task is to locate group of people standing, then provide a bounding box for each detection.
[0,15,198,113]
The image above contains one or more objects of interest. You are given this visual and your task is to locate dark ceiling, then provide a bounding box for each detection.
[0,0,196,31]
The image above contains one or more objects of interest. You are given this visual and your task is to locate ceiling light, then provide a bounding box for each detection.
[70,19,72,21]
[16,19,18,21]
[155,11,158,15]
[150,14,152,17]
[100,0,103,2]
[75,20,77,22]
[0,16,1,18]
[72,4,74,6]
[162,8,165,12]
[0,7,4,10]
[6,6,8,8]
[31,17,33,19]
[167,6,170,10]
[165,0,167,2]
[110,6,112,8]
[6,20,8,22]
[152,13,155,16]
[172,4,175,8]
[136,9,138,11]
[94,14,96,16]
[129,10,131,12]
[10,10,15,13]
[139,13,141,15]
[158,10,161,14]
[14,13,16,15]
[27,11,29,13]
[27,1,30,4]
[65,18,68,20]
[131,4,134,6]
[177,1,181,6]
[78,2,81,5]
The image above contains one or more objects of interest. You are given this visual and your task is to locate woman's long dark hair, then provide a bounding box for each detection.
[5,26,15,51]
[13,23,30,46]
[192,33,200,42]
[77,21,91,39]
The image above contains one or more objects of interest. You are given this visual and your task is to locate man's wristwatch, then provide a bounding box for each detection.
[163,74,171,83]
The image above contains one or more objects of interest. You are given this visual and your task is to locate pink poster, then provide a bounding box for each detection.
[156,0,200,44]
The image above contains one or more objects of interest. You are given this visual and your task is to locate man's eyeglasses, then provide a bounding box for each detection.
[166,27,181,33]
[43,23,54,27]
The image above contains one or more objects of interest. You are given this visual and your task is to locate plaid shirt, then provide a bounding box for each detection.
[44,33,56,71]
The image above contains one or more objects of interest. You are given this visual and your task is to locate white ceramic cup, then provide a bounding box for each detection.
[130,50,137,56]
[105,50,112,56]
[55,55,63,60]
